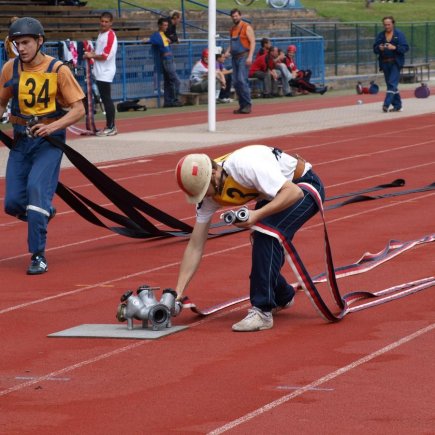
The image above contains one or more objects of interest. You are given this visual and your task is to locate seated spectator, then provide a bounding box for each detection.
[190,48,224,100]
[216,52,233,103]
[249,46,280,98]
[256,37,271,58]
[272,48,293,97]
[285,45,328,95]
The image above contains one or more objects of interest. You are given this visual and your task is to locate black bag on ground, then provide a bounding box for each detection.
[117,100,147,112]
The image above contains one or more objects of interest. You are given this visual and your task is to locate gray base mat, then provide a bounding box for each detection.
[48,324,188,340]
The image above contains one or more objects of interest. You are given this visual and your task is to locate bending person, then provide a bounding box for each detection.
[174,145,325,332]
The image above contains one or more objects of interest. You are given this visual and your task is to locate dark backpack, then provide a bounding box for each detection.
[117,100,147,112]
[414,83,430,99]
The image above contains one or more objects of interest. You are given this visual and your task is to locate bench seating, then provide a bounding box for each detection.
[401,63,430,83]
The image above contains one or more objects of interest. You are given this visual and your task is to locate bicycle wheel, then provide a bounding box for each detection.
[269,0,289,8]
[234,0,255,6]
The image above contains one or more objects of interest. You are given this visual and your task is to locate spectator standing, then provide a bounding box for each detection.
[1,16,20,123]
[373,16,409,112]
[4,16,19,60]
[84,11,118,136]
[165,10,182,44]
[285,45,327,95]
[226,8,255,114]
[150,18,182,108]
[0,17,85,274]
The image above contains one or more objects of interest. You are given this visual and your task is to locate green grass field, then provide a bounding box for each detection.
[87,0,435,23]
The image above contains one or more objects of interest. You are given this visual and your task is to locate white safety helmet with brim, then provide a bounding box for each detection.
[175,154,212,204]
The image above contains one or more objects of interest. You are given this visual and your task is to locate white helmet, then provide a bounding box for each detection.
[175,154,212,204]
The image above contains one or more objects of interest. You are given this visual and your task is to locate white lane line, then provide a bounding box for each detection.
[15,376,70,382]
[97,159,151,169]
[0,191,433,315]
[0,121,433,200]
[0,301,252,397]
[0,341,146,397]
[276,386,334,391]
[0,156,433,230]
[208,323,435,435]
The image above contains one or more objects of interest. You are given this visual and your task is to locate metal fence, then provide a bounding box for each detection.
[292,22,435,76]
[0,36,324,105]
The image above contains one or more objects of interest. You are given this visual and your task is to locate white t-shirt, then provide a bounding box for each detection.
[190,60,208,84]
[196,145,312,223]
[93,29,118,82]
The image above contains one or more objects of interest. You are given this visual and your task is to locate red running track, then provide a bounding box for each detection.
[0,97,434,434]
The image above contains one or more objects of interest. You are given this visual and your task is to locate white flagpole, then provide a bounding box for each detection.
[208,0,217,132]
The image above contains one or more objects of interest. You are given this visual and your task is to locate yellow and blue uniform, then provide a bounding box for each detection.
[0,55,84,256]
[150,30,181,106]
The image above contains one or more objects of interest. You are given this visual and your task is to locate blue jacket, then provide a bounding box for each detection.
[373,29,409,70]
[149,31,173,57]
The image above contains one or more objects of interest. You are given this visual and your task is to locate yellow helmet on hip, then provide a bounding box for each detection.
[175,154,212,204]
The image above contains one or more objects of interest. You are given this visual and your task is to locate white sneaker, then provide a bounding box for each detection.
[271,296,295,315]
[96,127,117,137]
[232,307,273,332]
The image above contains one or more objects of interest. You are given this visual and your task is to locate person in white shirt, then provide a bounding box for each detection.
[174,145,325,332]
[189,48,226,100]
[84,11,118,136]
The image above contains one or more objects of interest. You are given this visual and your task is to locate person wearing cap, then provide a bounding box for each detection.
[373,16,409,112]
[189,48,226,99]
[0,17,85,275]
[285,45,328,95]
[225,8,256,114]
[174,145,325,332]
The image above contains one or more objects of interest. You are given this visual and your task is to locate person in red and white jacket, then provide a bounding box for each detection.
[84,12,118,136]
[249,46,280,98]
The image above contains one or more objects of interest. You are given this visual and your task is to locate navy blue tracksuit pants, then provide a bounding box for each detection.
[4,125,64,255]
[250,170,325,312]
[382,61,402,110]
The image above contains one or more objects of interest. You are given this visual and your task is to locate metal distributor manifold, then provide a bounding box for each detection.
[221,206,250,225]
[116,285,182,330]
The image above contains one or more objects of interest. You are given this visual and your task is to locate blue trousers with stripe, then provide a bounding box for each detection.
[4,126,64,255]
[250,170,325,312]
[382,62,402,110]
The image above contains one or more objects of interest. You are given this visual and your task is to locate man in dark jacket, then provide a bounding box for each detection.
[373,16,409,112]
[165,10,182,44]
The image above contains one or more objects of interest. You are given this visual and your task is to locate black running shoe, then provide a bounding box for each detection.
[27,254,48,275]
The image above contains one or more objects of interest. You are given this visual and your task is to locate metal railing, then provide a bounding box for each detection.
[293,22,435,76]
[0,37,325,105]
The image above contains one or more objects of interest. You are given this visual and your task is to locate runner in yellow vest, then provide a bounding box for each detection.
[0,17,85,274]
